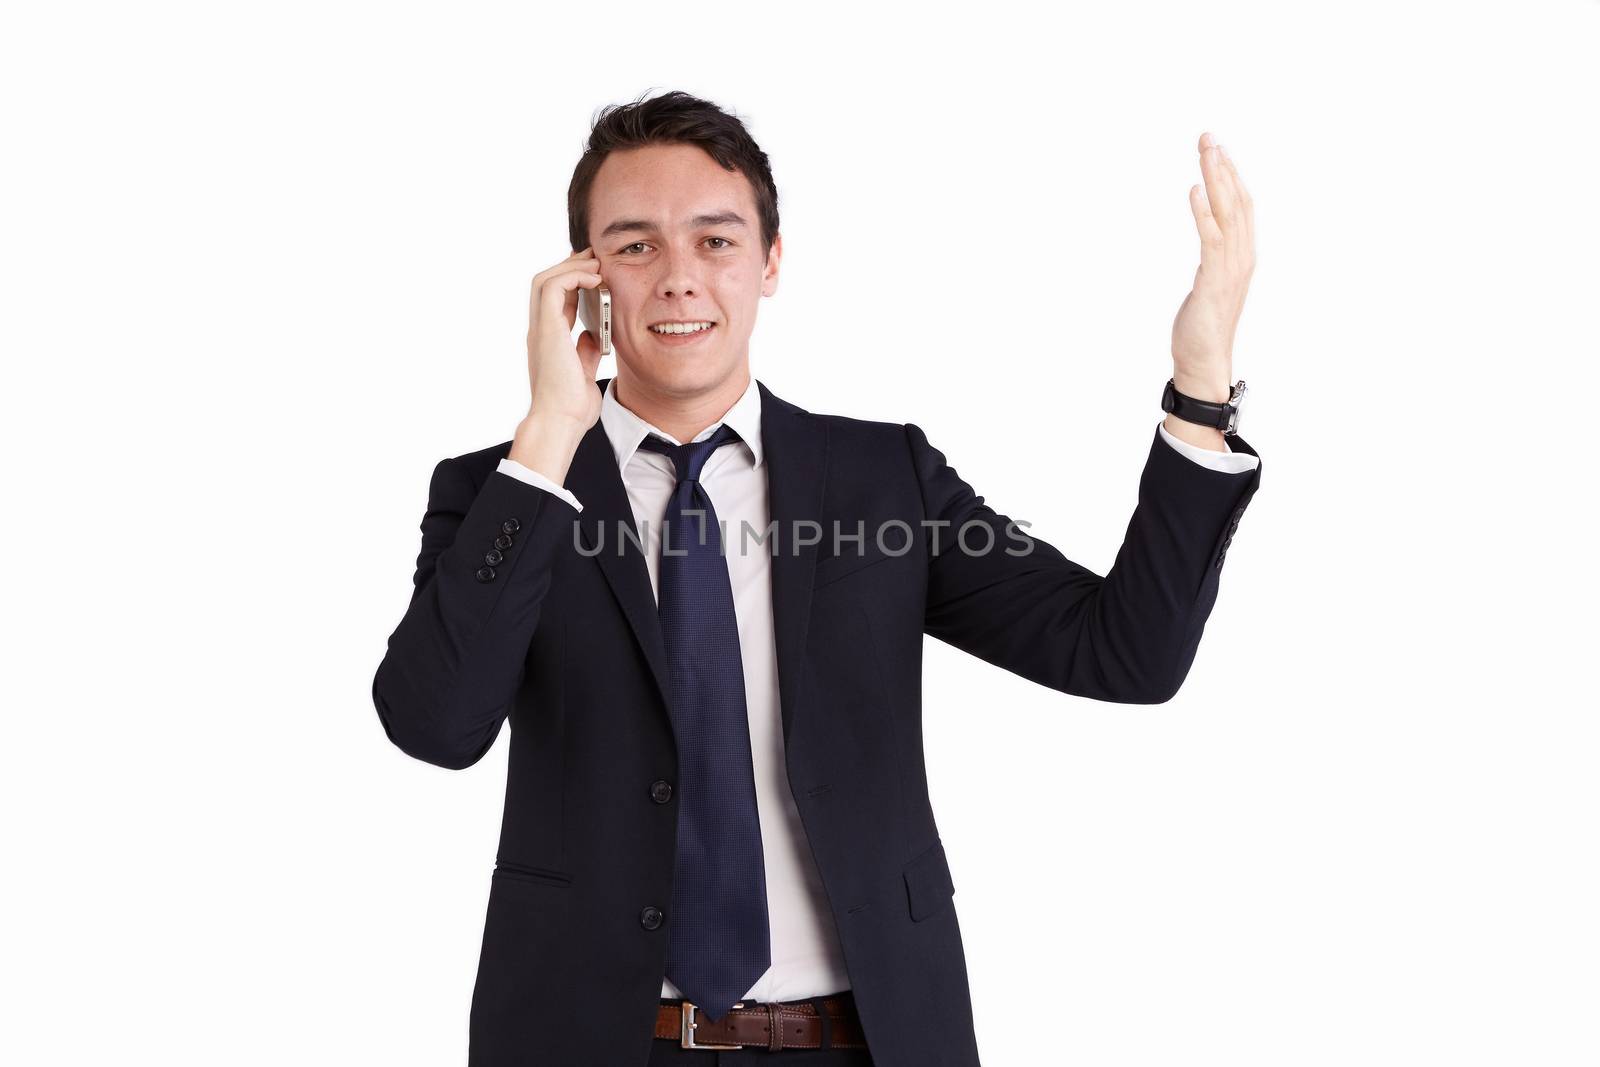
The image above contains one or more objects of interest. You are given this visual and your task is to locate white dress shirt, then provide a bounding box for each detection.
[492,377,1257,1002]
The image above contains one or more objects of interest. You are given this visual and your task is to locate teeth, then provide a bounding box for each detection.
[650,321,714,334]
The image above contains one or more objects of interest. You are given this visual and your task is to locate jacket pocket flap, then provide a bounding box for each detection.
[813,544,899,588]
[902,839,955,922]
[493,861,573,888]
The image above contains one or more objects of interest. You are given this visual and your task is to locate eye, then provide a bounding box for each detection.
[705,237,732,249]
[619,241,649,255]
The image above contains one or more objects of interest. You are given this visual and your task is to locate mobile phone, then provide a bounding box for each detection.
[578,283,612,356]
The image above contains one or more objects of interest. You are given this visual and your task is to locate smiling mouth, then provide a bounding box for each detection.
[646,322,718,344]
[648,320,717,334]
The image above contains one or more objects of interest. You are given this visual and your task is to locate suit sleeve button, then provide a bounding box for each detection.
[475,566,497,582]
[495,534,514,550]
[485,549,504,566]
[502,518,521,534]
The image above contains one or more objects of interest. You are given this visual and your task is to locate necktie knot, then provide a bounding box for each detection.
[638,423,742,483]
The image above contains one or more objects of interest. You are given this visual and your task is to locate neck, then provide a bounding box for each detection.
[614,365,751,443]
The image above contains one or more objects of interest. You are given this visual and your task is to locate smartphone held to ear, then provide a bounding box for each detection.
[578,284,612,356]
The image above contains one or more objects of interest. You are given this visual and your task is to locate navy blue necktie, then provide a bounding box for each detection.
[637,424,770,1022]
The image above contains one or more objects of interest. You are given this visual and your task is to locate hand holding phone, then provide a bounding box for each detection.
[522,247,606,435]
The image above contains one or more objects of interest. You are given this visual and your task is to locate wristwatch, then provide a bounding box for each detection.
[1161,377,1247,436]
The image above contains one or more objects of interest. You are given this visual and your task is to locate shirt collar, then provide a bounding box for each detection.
[599,374,765,472]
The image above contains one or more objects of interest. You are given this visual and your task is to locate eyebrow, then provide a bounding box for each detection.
[599,211,750,239]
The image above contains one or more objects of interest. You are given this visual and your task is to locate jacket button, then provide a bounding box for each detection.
[484,549,504,566]
[475,566,497,582]
[502,518,521,534]
[495,534,514,550]
[640,906,664,930]
[649,779,673,804]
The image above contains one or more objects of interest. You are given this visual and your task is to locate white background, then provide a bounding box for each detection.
[4,1,1597,1063]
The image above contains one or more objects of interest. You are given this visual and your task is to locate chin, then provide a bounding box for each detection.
[621,348,737,395]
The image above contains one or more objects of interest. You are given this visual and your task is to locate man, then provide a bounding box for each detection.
[371,89,1261,1066]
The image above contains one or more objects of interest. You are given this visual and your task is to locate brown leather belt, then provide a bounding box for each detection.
[654,993,867,1050]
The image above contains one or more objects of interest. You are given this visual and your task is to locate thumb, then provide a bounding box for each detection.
[576,329,604,378]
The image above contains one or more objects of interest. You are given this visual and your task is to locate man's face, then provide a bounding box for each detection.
[586,142,780,398]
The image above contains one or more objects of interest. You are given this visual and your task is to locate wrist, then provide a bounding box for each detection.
[1170,368,1231,403]
[1163,413,1228,453]
[1160,373,1246,452]
[510,413,588,486]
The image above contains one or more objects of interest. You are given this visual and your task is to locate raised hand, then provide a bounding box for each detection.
[1170,132,1255,417]
[525,246,606,429]
[509,247,605,485]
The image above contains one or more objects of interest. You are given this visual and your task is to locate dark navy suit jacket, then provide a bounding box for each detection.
[371,377,1263,1065]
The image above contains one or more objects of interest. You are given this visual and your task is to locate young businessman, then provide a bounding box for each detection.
[372,90,1261,1066]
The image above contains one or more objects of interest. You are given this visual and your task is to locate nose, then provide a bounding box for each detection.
[656,248,698,300]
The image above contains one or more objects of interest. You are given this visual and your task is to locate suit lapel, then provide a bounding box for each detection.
[758,380,828,743]
[564,376,829,744]
[566,380,674,711]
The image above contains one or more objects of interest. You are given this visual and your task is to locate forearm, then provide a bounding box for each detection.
[912,421,1261,703]
[507,410,588,486]
[372,457,578,769]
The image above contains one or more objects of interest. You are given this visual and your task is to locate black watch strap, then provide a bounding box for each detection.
[1161,378,1247,435]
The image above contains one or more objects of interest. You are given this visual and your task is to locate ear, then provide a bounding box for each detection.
[761,232,782,297]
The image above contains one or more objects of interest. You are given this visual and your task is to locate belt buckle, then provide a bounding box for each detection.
[680,1001,744,1049]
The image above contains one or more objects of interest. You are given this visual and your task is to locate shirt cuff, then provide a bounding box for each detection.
[496,457,585,513]
[1156,419,1261,474]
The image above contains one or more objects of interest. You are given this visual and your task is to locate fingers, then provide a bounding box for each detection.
[1217,147,1255,273]
[1198,133,1237,233]
[541,267,602,334]
[529,246,602,332]
[1207,139,1255,275]
[529,247,598,292]
[1219,148,1252,215]
[1193,133,1254,275]
[1190,182,1223,253]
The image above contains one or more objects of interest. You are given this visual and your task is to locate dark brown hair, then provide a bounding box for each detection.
[567,89,780,258]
